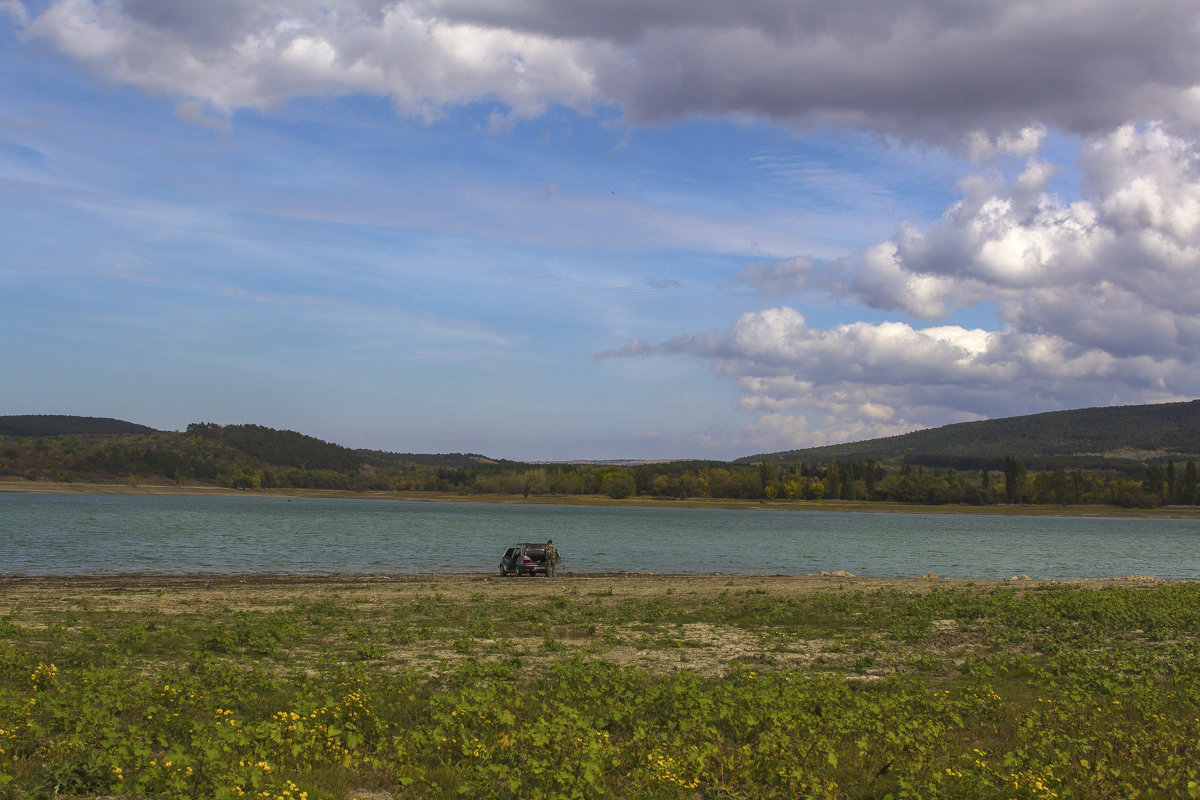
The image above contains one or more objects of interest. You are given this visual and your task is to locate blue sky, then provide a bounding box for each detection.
[3,1,1200,460]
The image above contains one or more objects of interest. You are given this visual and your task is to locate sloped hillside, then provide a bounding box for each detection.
[0,415,159,437]
[736,400,1200,468]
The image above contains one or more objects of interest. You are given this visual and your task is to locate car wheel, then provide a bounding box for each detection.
[500,565,507,576]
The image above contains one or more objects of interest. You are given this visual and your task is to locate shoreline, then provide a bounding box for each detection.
[4,476,1200,518]
[0,572,1185,595]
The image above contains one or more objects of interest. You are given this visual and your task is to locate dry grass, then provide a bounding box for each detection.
[0,572,1180,680]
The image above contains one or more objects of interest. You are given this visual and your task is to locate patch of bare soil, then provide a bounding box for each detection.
[0,571,1181,605]
[1,573,1183,680]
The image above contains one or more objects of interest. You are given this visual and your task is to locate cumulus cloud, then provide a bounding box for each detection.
[609,124,1200,448]
[737,256,814,295]
[12,0,1200,451]
[17,0,605,122]
[831,124,1200,356]
[640,305,1194,448]
[9,0,1200,141]
[966,126,1048,162]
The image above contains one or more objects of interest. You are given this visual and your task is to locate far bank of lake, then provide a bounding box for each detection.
[3,477,1199,519]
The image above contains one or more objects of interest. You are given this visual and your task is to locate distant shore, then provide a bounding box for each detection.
[4,476,1200,518]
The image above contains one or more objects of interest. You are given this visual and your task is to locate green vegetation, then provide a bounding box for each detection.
[1,578,1198,798]
[5,405,1200,508]
[736,399,1200,469]
[0,420,509,492]
[0,416,158,437]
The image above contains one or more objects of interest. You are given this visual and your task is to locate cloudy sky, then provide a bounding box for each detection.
[3,0,1200,460]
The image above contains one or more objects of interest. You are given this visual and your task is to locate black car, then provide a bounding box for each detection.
[499,542,550,576]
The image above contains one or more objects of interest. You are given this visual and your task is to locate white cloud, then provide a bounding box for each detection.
[737,256,813,295]
[604,125,1200,450]
[615,123,1200,449]
[13,0,1200,454]
[832,124,1200,356]
[11,0,1200,143]
[634,305,1194,448]
[967,126,1048,162]
[743,412,815,450]
[744,410,921,451]
[18,0,605,122]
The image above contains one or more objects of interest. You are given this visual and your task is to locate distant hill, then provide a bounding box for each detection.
[0,416,510,488]
[735,400,1200,470]
[389,452,506,468]
[184,422,503,470]
[0,415,160,437]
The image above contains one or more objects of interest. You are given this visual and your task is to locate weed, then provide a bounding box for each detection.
[2,582,1199,799]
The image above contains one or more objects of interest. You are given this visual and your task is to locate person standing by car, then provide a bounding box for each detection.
[545,539,560,577]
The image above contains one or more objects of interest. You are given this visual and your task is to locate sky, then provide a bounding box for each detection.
[3,1,1200,461]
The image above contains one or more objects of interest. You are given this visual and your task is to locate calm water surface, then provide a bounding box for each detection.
[2,492,1198,579]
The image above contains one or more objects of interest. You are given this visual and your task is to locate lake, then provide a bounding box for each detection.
[1,492,1198,579]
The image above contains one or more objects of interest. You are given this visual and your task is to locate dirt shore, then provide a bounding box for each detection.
[0,572,1179,613]
[0,571,1189,684]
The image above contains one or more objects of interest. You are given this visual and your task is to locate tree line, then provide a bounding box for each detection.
[2,428,1197,507]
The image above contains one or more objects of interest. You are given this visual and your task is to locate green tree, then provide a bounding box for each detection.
[1004,456,1026,503]
[825,460,841,500]
[758,458,777,500]
[601,470,635,499]
[1143,464,1165,501]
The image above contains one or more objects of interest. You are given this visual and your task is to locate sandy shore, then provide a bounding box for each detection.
[0,572,1181,610]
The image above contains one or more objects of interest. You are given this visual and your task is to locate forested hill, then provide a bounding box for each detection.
[183,423,500,470]
[0,415,160,437]
[735,400,1200,470]
[7,409,1200,505]
[0,418,505,488]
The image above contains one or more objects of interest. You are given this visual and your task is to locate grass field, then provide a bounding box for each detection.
[1,573,1198,799]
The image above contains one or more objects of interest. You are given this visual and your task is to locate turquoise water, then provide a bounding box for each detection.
[2,492,1198,579]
